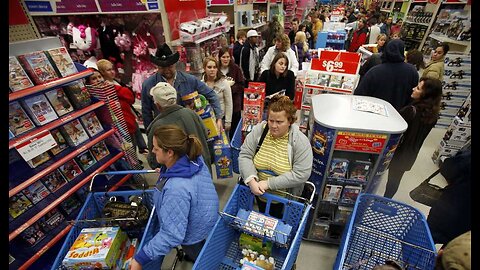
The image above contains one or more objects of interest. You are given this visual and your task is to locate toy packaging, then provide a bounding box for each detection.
[328,158,349,178]
[60,194,82,216]
[341,76,356,91]
[9,101,36,136]
[45,47,78,77]
[322,184,343,202]
[91,140,110,161]
[20,222,46,247]
[328,75,343,88]
[121,238,138,270]
[23,180,51,204]
[58,159,83,181]
[213,131,233,179]
[79,111,104,137]
[9,56,34,92]
[9,192,33,219]
[349,160,371,181]
[75,150,97,171]
[26,151,52,169]
[49,128,69,155]
[200,106,220,141]
[239,233,273,257]
[236,208,292,245]
[63,81,92,109]
[37,208,65,232]
[17,51,59,85]
[242,88,265,132]
[340,185,362,204]
[60,119,90,147]
[44,88,74,117]
[41,169,68,193]
[62,226,129,270]
[22,94,59,126]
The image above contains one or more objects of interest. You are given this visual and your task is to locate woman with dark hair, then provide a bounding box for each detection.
[406,49,425,78]
[258,52,296,100]
[348,18,369,52]
[131,125,219,269]
[384,77,443,198]
[423,43,449,81]
[218,47,246,138]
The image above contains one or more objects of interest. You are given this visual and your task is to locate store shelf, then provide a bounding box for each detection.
[108,174,133,191]
[238,22,267,30]
[194,31,224,44]
[9,69,94,102]
[319,200,355,207]
[9,129,115,198]
[9,101,105,150]
[380,9,392,13]
[9,151,124,241]
[429,33,470,47]
[404,20,430,27]
[327,177,368,186]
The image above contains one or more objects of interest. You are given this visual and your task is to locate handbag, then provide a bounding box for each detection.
[409,169,444,207]
[102,195,150,230]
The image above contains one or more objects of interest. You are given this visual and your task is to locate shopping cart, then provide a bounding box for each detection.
[50,170,180,270]
[333,193,437,270]
[230,118,244,174]
[193,180,315,270]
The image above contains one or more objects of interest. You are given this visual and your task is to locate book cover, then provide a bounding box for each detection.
[17,51,59,85]
[26,151,51,169]
[328,158,349,179]
[41,169,68,193]
[91,140,110,161]
[75,150,97,171]
[58,159,83,181]
[318,74,331,86]
[22,94,59,126]
[9,101,36,136]
[63,81,92,109]
[349,160,372,182]
[20,222,46,247]
[37,208,65,232]
[9,192,33,219]
[60,194,82,216]
[45,47,78,77]
[49,128,69,155]
[341,185,362,204]
[60,119,90,147]
[44,88,74,117]
[79,111,104,137]
[9,56,34,92]
[322,184,343,202]
[328,75,343,88]
[23,180,51,204]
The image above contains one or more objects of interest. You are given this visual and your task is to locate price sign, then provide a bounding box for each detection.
[311,50,362,75]
[334,131,387,153]
[15,130,58,162]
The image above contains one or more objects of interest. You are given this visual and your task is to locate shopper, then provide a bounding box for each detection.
[367,17,381,44]
[239,30,261,82]
[376,33,387,53]
[131,125,219,270]
[233,30,247,65]
[202,56,233,133]
[263,15,284,49]
[384,77,442,199]
[292,31,312,70]
[311,13,323,48]
[260,34,299,76]
[381,17,393,37]
[301,13,315,49]
[141,43,223,131]
[146,82,212,171]
[348,18,369,52]
[258,52,296,100]
[288,18,300,45]
[238,95,313,218]
[354,39,419,110]
[390,19,403,37]
[406,49,425,78]
[422,43,449,81]
[358,53,382,80]
[218,47,246,139]
[434,231,471,270]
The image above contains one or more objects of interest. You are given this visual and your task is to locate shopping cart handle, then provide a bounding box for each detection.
[96,170,158,175]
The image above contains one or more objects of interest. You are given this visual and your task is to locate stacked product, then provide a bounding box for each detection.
[179,15,230,43]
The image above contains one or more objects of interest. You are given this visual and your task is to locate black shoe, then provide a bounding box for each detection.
[139,149,148,154]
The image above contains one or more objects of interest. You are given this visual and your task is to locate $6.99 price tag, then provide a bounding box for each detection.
[322,60,344,72]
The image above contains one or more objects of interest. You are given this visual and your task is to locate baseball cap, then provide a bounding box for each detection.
[247,30,260,38]
[441,231,471,270]
[150,82,177,107]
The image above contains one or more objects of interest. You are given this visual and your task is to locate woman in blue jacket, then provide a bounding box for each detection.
[131,125,219,269]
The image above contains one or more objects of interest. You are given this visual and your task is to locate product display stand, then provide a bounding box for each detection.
[303,94,407,244]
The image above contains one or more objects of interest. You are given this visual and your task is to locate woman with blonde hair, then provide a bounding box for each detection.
[260,33,299,76]
[291,31,312,70]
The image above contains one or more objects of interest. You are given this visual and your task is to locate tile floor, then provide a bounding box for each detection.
[137,127,447,270]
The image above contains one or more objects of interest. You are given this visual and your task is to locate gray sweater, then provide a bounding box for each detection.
[238,121,313,196]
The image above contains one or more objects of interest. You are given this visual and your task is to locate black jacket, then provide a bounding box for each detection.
[239,42,259,81]
[258,69,296,100]
[233,41,243,66]
[354,39,418,110]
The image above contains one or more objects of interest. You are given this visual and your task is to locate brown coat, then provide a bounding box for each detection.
[225,61,245,113]
[422,58,445,81]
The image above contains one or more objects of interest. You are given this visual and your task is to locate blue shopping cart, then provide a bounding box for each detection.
[333,193,437,270]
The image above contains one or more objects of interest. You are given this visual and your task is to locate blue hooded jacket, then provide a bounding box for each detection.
[134,155,219,265]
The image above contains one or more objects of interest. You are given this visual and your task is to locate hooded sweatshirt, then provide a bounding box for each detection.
[354,39,419,110]
[134,155,219,266]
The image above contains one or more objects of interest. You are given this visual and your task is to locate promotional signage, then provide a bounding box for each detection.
[163,0,207,40]
[98,0,147,12]
[310,122,336,192]
[311,50,362,75]
[334,131,387,154]
[56,0,99,13]
[15,131,57,162]
[25,1,54,13]
[210,0,233,4]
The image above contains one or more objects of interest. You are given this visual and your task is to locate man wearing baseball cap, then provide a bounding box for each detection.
[146,82,212,171]
[239,29,261,82]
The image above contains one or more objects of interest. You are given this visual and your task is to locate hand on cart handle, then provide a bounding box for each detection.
[247,180,266,195]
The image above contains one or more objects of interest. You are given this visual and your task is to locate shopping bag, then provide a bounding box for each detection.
[409,169,444,207]
[102,195,150,230]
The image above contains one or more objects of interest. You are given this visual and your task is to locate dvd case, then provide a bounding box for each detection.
[44,88,74,117]
[340,185,362,204]
[9,192,33,219]
[9,56,34,92]
[23,181,51,204]
[58,159,83,181]
[17,51,59,85]
[60,194,82,216]
[91,140,110,161]
[63,81,92,109]
[322,184,343,202]
[22,94,59,126]
[349,160,372,182]
[75,150,97,171]
[20,222,46,247]
[9,101,36,136]
[49,128,69,155]
[26,151,51,169]
[328,158,349,179]
[60,119,90,147]
[328,75,343,88]
[37,208,65,232]
[41,169,68,193]
[45,47,78,77]
[318,74,331,86]
[334,206,353,223]
[79,111,104,137]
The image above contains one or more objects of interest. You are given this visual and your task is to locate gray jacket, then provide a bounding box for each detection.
[238,121,313,196]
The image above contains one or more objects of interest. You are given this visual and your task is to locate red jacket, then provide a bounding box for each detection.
[114,85,137,134]
[348,27,369,52]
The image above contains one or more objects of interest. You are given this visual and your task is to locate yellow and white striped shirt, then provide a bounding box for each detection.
[253,131,292,182]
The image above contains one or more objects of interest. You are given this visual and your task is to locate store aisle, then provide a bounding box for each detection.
[138,128,446,269]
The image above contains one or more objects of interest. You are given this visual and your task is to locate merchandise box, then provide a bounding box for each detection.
[49,128,69,155]
[322,184,343,202]
[213,131,233,179]
[62,226,129,270]
[328,158,349,179]
[60,194,82,216]
[341,76,356,91]
[9,101,36,136]
[9,192,33,219]
[239,233,273,257]
[44,88,74,117]
[63,81,92,110]
[58,159,83,182]
[9,56,34,92]
[22,94,58,126]
[20,222,46,247]
[311,221,329,239]
[236,208,292,244]
[17,50,59,85]
[41,169,68,193]
[79,111,104,137]
[199,106,220,141]
[91,140,110,161]
[340,185,362,204]
[37,208,65,232]
[26,151,52,169]
[75,150,97,171]
[60,118,90,147]
[45,47,78,77]
[348,160,371,182]
[23,180,51,204]
[242,88,264,132]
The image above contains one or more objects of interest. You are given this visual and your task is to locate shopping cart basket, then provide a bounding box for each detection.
[230,117,243,174]
[193,181,315,270]
[333,193,437,270]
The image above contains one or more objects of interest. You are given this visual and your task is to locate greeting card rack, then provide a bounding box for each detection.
[8,37,137,270]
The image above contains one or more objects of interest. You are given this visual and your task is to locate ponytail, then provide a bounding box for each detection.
[187,134,202,160]
[153,125,203,161]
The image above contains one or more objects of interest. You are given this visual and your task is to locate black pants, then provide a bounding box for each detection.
[229,111,242,139]
[384,167,406,198]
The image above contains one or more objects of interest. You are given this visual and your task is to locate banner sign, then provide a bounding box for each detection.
[98,0,147,12]
[56,0,99,13]
[311,50,362,75]
[334,131,387,153]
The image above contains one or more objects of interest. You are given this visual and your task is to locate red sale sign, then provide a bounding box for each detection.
[311,50,362,75]
[334,131,387,153]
